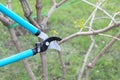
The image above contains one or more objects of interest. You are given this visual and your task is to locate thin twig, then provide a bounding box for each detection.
[84,33,120,80]
[58,51,66,80]
[108,12,120,26]
[77,0,102,79]
[85,0,103,25]
[81,0,116,23]
[77,36,95,80]
[87,32,120,68]
[42,0,67,26]
[19,0,40,28]
[59,21,120,44]
[99,33,120,41]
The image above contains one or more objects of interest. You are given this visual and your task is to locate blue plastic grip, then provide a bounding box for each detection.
[0,49,34,67]
[0,3,39,35]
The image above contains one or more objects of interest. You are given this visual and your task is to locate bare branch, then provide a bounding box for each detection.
[77,1,102,79]
[52,0,56,4]
[99,33,120,40]
[35,0,49,80]
[77,1,103,79]
[85,0,102,25]
[88,32,120,68]
[84,33,120,80]
[57,0,67,7]
[58,51,66,80]
[0,15,10,26]
[108,12,120,26]
[36,0,42,26]
[60,21,120,44]
[77,36,95,80]
[20,0,32,17]
[42,0,67,26]
[81,0,116,23]
[19,0,40,29]
[3,1,37,80]
[39,52,48,80]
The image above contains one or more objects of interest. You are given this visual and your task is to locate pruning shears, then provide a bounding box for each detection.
[0,3,61,67]
[0,37,61,67]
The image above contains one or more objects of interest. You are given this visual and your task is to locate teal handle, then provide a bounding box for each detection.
[0,49,34,67]
[0,3,39,35]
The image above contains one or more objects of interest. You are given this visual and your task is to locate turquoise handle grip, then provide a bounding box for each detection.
[0,49,34,67]
[0,3,39,35]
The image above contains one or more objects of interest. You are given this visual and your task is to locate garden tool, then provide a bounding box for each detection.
[0,3,61,67]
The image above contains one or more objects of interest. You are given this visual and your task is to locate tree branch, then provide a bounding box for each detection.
[89,33,120,67]
[58,51,66,80]
[81,0,116,23]
[60,21,120,44]
[0,15,10,26]
[19,0,40,29]
[42,0,67,26]
[36,0,42,27]
[84,32,120,80]
[35,0,48,80]
[77,1,102,79]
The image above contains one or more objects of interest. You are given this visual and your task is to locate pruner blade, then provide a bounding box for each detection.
[40,37,61,52]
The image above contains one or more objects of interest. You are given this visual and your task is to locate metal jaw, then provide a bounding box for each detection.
[33,37,61,55]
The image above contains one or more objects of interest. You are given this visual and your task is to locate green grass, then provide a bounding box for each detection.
[0,0,120,80]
